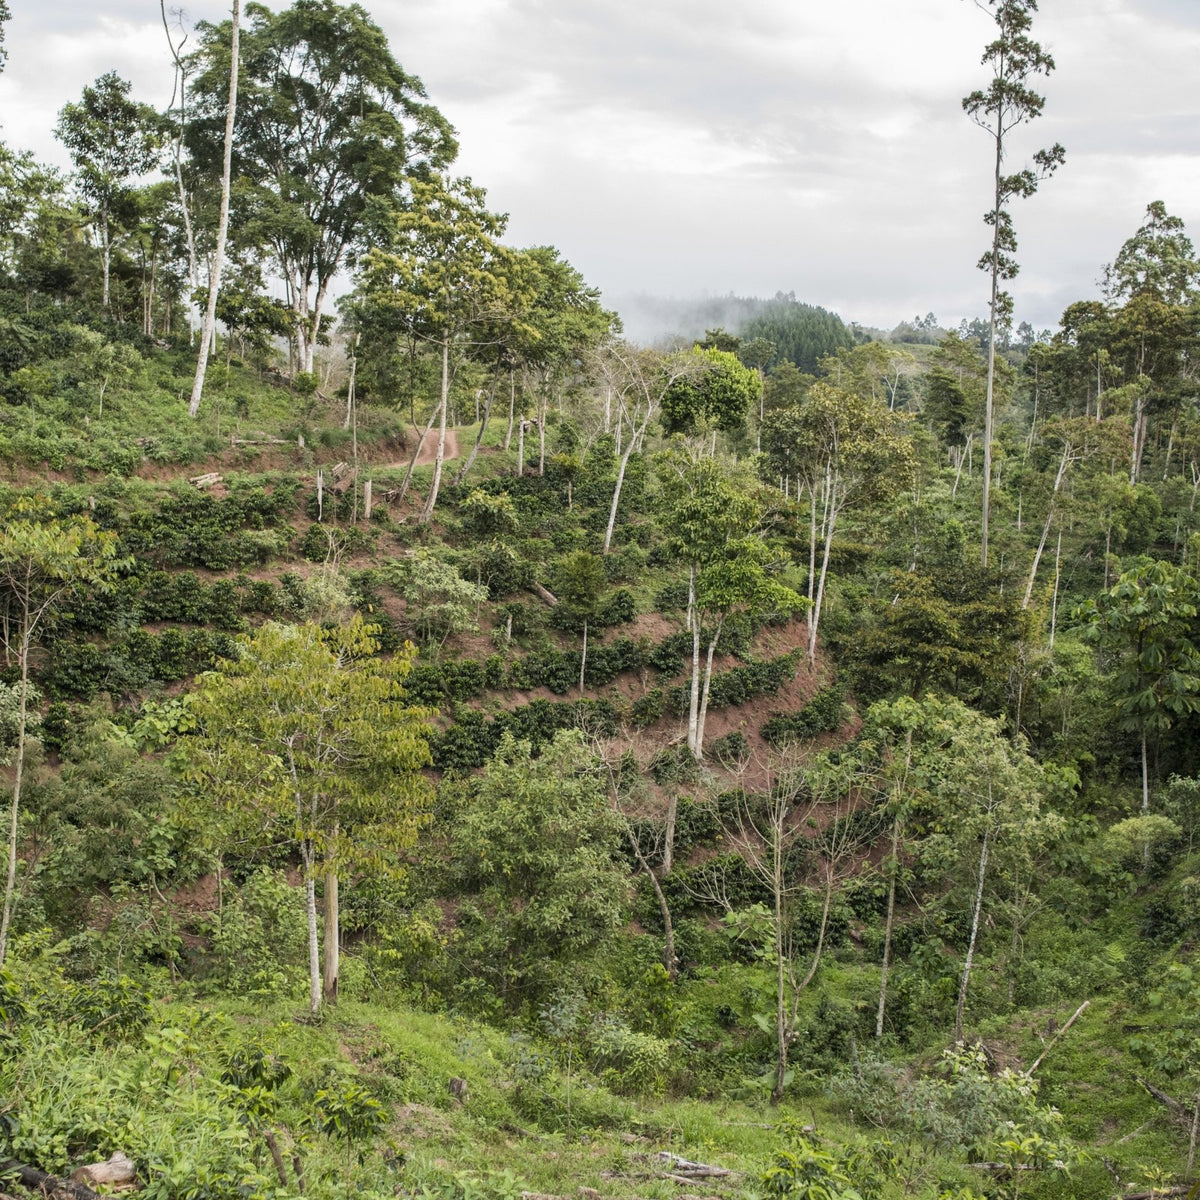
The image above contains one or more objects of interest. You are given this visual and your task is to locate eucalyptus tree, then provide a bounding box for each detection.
[55,73,163,311]
[189,0,240,419]
[509,246,613,476]
[188,0,457,375]
[656,448,799,759]
[963,0,1064,566]
[762,382,915,664]
[596,342,701,554]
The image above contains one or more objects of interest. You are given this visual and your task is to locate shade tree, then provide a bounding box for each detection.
[182,617,433,1012]
[55,72,163,312]
[188,0,457,374]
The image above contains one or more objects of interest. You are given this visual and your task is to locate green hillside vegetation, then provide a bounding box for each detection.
[1,3,1200,1200]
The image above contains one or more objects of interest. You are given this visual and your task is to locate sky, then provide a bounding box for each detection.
[2,0,1199,339]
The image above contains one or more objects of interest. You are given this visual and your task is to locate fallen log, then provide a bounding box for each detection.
[1024,999,1090,1077]
[531,582,559,608]
[70,1152,137,1189]
[1112,1188,1194,1200]
[1,1159,105,1200]
[1136,1076,1188,1117]
[655,1153,734,1179]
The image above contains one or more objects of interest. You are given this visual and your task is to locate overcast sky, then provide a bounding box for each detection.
[3,0,1199,337]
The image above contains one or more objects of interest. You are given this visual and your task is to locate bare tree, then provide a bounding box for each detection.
[701,747,867,1102]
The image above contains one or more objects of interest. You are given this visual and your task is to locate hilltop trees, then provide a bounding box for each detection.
[188,0,457,374]
[358,176,525,522]
[55,73,163,311]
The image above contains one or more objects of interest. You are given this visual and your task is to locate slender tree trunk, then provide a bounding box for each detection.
[695,618,724,757]
[0,634,30,967]
[1141,727,1150,815]
[419,336,451,524]
[663,793,677,876]
[188,0,240,419]
[516,416,525,476]
[537,395,546,476]
[101,205,111,312]
[454,382,494,485]
[980,107,1004,568]
[809,482,839,666]
[306,280,329,376]
[503,372,515,450]
[1022,445,1072,608]
[955,822,991,1042]
[807,481,817,650]
[603,404,655,554]
[322,862,338,1005]
[579,619,588,696]
[397,402,440,504]
[303,843,321,1016]
[687,574,702,758]
[1049,530,1062,649]
[875,815,900,1040]
[627,829,677,981]
[772,821,788,1104]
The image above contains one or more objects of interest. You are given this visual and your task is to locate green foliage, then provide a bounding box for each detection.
[761,686,849,746]
[443,731,629,1003]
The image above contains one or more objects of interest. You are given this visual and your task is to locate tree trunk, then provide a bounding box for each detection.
[537,395,547,476]
[808,479,839,665]
[771,823,788,1104]
[627,829,677,982]
[303,843,321,1016]
[188,0,240,419]
[0,634,30,967]
[419,336,451,524]
[100,203,111,312]
[579,619,588,696]
[322,863,339,1005]
[955,822,991,1042]
[686,572,702,758]
[503,372,515,450]
[1022,444,1071,608]
[516,416,525,476]
[454,381,494,486]
[1049,530,1062,649]
[981,107,1003,568]
[875,815,900,1040]
[695,618,724,758]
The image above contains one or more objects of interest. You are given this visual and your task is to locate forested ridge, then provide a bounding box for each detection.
[0,2,1199,1199]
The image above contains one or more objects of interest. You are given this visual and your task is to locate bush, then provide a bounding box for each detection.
[761,684,848,747]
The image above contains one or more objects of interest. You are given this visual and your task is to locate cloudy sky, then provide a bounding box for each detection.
[3,0,1199,337]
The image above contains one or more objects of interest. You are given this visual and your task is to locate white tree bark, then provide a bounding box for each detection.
[188,0,240,419]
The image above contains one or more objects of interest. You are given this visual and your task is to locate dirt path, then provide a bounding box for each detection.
[412,427,460,467]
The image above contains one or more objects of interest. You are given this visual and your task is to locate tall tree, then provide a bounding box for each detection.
[963,0,1065,566]
[761,382,915,664]
[0,500,121,966]
[183,617,432,1012]
[358,176,526,523]
[55,73,162,311]
[189,0,457,375]
[189,0,241,419]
